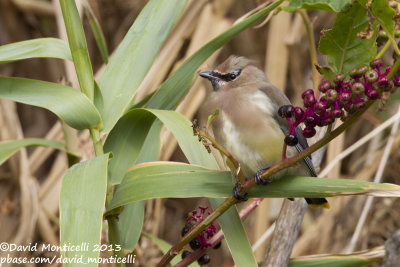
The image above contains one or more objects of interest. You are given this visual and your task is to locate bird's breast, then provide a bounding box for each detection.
[211,90,287,178]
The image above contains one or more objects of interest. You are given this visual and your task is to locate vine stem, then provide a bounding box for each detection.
[299,9,320,91]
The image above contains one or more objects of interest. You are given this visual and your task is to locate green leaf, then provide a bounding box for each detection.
[107,162,400,210]
[118,201,144,254]
[60,153,109,266]
[371,0,395,37]
[283,0,351,12]
[117,122,161,255]
[319,2,377,74]
[60,0,95,101]
[316,65,336,81]
[0,138,65,165]
[104,108,215,185]
[145,0,284,110]
[209,199,258,267]
[104,110,155,186]
[98,0,188,134]
[85,5,109,64]
[0,38,72,63]
[0,77,101,130]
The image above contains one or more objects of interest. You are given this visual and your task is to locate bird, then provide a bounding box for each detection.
[199,55,329,209]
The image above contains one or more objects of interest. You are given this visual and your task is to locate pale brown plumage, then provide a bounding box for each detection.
[199,56,328,208]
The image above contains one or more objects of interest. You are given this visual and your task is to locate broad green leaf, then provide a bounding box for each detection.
[0,38,72,63]
[107,162,400,210]
[283,0,351,12]
[104,109,155,186]
[142,232,199,266]
[60,0,95,101]
[118,201,144,254]
[316,65,336,81]
[319,2,377,74]
[104,108,215,186]
[0,77,101,130]
[0,138,65,165]
[145,0,284,110]
[60,154,109,266]
[99,0,188,134]
[117,122,162,255]
[371,0,395,37]
[210,199,258,267]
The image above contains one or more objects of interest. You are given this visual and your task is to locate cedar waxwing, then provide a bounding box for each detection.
[199,56,328,208]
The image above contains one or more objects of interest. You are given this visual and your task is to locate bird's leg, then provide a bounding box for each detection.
[254,167,272,185]
[232,183,248,201]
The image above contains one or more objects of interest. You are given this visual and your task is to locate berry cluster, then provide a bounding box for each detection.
[180,206,220,265]
[278,58,399,146]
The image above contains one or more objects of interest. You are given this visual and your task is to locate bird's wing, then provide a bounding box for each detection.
[259,84,317,177]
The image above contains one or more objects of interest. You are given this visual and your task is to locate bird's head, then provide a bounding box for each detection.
[199,56,266,91]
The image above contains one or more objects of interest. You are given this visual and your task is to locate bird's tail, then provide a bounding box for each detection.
[305,198,330,209]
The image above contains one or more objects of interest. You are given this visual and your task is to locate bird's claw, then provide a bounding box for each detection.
[232,183,248,201]
[254,168,272,185]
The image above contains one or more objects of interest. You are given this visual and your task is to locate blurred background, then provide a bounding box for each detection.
[1,0,399,266]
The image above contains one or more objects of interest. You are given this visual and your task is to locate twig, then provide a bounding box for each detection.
[345,105,400,253]
[299,9,320,91]
[252,222,276,253]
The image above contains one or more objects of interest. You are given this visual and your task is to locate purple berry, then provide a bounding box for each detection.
[356,66,368,76]
[182,223,191,237]
[198,254,211,265]
[334,73,345,83]
[351,82,365,95]
[303,127,316,138]
[393,75,400,87]
[370,58,383,69]
[377,77,392,91]
[321,116,334,126]
[278,105,293,118]
[365,88,380,100]
[182,250,191,259]
[284,134,298,146]
[325,89,338,102]
[301,89,314,99]
[338,92,351,106]
[349,68,358,77]
[318,80,332,93]
[303,94,316,107]
[305,116,317,127]
[190,237,202,250]
[365,70,378,83]
[331,108,344,118]
[293,107,305,121]
[314,101,327,116]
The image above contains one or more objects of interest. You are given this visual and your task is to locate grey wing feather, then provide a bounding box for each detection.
[294,127,317,177]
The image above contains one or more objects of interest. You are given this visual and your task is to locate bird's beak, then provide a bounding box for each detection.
[199,71,219,81]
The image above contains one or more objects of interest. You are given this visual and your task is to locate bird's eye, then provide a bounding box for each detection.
[229,73,237,80]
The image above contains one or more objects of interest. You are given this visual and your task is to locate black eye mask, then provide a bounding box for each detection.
[211,69,242,82]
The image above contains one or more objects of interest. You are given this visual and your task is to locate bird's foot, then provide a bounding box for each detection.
[254,168,272,185]
[232,183,248,201]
